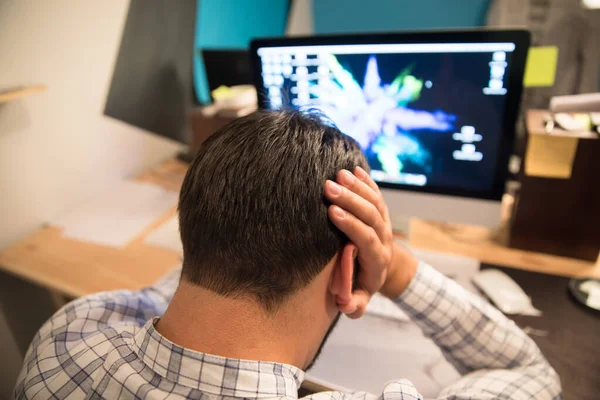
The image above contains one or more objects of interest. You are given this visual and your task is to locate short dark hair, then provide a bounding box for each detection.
[178,110,368,311]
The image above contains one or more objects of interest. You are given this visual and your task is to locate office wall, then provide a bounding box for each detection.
[313,0,490,33]
[0,1,182,395]
[193,0,290,103]
[0,0,181,250]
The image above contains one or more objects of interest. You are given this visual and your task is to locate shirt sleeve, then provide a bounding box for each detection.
[393,262,561,400]
[14,265,182,395]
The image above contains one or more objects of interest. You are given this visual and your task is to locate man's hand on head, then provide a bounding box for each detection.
[324,167,419,318]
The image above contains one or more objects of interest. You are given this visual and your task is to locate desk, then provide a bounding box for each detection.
[1,158,599,399]
[0,158,599,299]
[304,263,600,400]
[481,264,600,400]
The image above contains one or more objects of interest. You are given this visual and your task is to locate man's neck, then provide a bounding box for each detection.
[155,281,313,369]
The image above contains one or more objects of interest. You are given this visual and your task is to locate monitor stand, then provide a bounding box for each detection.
[390,213,411,236]
[383,189,502,230]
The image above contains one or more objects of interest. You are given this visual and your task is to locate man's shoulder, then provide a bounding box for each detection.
[14,289,161,398]
[29,289,158,347]
[33,319,140,367]
[29,287,160,357]
[15,318,142,399]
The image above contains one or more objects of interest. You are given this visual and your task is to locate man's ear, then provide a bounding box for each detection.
[328,243,356,306]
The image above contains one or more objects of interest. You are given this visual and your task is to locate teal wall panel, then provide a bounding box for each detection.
[194,0,289,103]
[314,0,490,34]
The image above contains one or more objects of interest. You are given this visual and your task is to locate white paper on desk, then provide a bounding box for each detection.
[53,181,178,248]
[144,216,183,257]
[306,244,480,398]
[306,315,461,398]
[411,247,481,294]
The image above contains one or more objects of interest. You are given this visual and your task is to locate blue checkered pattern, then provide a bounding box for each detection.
[14,263,561,399]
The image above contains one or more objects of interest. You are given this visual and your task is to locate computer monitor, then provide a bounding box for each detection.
[201,50,252,100]
[250,30,530,228]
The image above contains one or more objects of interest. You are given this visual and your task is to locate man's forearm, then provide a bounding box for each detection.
[392,262,561,399]
[394,262,549,373]
[379,244,419,299]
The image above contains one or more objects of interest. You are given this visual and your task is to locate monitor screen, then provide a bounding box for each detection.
[252,32,529,200]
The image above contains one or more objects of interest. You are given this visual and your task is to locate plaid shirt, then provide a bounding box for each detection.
[14,262,561,399]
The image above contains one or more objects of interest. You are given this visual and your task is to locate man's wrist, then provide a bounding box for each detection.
[379,244,419,300]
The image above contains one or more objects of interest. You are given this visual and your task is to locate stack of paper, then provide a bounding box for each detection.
[53,181,178,248]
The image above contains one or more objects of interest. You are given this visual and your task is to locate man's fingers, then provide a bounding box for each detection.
[338,169,378,202]
[354,166,379,192]
[336,169,390,226]
[354,167,392,225]
[325,180,387,241]
[328,205,386,263]
[354,167,391,223]
[335,170,386,216]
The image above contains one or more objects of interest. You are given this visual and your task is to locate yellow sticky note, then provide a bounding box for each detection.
[523,46,559,87]
[524,135,578,179]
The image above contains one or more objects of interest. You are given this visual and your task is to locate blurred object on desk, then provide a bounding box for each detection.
[52,181,178,248]
[550,92,600,113]
[201,49,252,99]
[569,277,600,311]
[472,268,542,316]
[511,109,600,261]
[187,85,257,157]
[211,84,257,111]
[528,109,599,138]
[548,92,600,137]
[550,113,598,138]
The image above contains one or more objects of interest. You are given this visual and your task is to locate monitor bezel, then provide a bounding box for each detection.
[250,29,530,201]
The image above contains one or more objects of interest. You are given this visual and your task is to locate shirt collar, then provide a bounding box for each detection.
[132,318,305,398]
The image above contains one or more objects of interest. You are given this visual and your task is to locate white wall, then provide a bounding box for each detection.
[0,0,182,395]
[0,0,182,250]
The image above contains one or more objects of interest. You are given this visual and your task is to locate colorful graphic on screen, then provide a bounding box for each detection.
[309,54,457,185]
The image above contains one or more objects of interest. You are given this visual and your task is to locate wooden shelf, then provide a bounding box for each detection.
[0,85,46,103]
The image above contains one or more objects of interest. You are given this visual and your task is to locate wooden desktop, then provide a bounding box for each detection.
[0,157,598,300]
